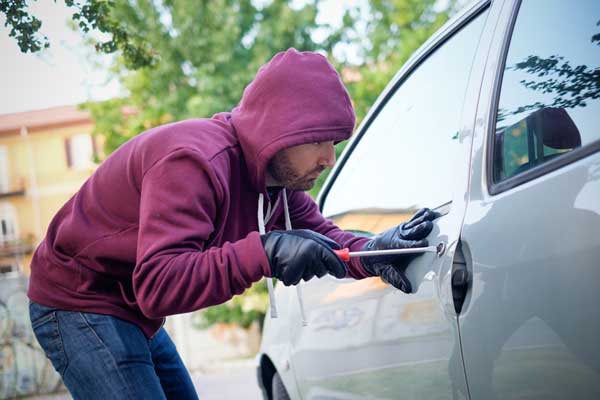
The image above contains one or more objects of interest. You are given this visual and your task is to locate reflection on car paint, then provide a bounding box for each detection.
[311,307,364,331]
[321,278,387,304]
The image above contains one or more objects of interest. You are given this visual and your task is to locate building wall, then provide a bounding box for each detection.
[0,112,97,398]
[1,121,96,275]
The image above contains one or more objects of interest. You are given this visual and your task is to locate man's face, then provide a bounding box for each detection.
[267,141,336,191]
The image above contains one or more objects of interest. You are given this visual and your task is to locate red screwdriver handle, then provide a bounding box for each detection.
[334,248,350,262]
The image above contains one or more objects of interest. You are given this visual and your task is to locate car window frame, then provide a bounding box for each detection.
[486,0,600,196]
[318,0,492,213]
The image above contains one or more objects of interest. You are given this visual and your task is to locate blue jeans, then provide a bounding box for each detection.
[29,302,198,400]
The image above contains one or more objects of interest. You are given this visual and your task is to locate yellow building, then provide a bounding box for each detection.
[0,105,102,276]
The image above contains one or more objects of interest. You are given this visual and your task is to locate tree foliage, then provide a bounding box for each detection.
[81,0,337,154]
[1,0,46,52]
[1,0,156,68]
[192,283,268,330]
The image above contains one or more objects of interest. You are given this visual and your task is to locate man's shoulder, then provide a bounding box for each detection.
[137,117,241,162]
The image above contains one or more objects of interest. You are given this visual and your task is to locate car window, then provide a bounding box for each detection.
[492,0,600,184]
[322,10,488,229]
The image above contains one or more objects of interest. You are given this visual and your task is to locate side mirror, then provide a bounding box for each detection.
[527,107,581,150]
[493,107,581,181]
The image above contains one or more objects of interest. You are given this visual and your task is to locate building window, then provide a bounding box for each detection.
[0,262,18,275]
[0,202,17,244]
[65,133,94,169]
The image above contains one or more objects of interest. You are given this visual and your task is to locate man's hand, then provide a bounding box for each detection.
[361,208,439,293]
[261,229,347,286]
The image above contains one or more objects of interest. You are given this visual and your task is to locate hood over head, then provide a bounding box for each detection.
[231,48,356,193]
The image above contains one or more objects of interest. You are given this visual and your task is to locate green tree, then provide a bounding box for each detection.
[1,0,156,68]
[83,0,340,154]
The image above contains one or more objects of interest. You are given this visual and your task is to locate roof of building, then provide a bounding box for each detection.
[0,105,92,135]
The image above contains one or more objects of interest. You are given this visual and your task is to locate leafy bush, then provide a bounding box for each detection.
[192,282,269,330]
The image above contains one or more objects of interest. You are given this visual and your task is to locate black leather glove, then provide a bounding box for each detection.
[261,229,347,286]
[361,208,438,293]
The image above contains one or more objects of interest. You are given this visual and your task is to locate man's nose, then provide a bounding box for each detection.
[319,142,336,167]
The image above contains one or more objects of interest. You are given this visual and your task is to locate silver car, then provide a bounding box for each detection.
[257,0,600,399]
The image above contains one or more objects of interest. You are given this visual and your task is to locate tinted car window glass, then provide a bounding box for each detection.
[493,0,600,183]
[322,12,487,223]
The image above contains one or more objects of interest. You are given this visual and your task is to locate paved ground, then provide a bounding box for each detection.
[23,359,262,400]
[194,360,262,400]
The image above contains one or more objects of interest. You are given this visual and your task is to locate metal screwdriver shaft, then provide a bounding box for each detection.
[334,246,438,262]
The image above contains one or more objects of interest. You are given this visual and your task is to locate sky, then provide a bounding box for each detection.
[0,1,122,114]
[0,0,361,115]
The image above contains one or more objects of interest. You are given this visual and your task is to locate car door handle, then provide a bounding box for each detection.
[452,269,469,308]
[451,241,470,314]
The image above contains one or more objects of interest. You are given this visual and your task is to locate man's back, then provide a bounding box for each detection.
[27,114,266,337]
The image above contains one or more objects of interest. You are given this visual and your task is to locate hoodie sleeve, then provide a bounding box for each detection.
[134,148,271,319]
[285,190,372,279]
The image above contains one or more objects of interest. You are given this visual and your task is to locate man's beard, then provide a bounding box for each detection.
[267,152,324,191]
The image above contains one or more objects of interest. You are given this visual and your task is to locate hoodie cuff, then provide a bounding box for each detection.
[347,237,372,279]
[244,231,273,279]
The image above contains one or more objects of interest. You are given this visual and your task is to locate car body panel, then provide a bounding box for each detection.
[458,0,600,398]
[287,221,462,400]
[259,282,304,399]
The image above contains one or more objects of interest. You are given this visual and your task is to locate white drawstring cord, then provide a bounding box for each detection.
[258,193,277,318]
[282,189,308,326]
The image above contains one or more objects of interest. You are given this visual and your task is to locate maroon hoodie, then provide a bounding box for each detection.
[28,48,371,338]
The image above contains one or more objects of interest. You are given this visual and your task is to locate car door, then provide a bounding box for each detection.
[458,0,600,398]
[282,2,498,399]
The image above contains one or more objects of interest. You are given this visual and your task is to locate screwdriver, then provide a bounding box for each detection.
[333,246,439,262]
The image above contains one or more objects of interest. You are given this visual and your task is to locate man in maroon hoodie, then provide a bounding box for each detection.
[28,48,436,399]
